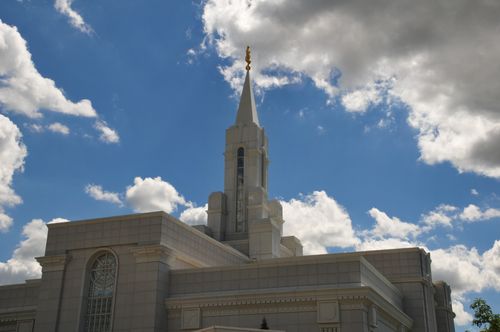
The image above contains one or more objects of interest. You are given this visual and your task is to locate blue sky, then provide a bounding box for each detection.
[0,1,499,330]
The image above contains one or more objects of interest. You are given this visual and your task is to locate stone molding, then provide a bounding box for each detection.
[203,303,317,317]
[166,286,413,330]
[0,306,37,323]
[130,244,175,265]
[35,254,71,272]
[390,276,434,287]
[166,286,376,310]
[181,307,201,330]
[317,301,340,323]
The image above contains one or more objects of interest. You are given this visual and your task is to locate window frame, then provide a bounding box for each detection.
[79,249,119,332]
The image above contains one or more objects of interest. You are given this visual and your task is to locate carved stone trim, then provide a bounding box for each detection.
[167,294,318,310]
[35,254,71,272]
[317,301,340,323]
[319,326,340,332]
[130,244,175,265]
[203,303,317,317]
[369,305,378,328]
[181,307,200,330]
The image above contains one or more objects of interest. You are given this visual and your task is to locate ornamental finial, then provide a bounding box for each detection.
[245,46,251,71]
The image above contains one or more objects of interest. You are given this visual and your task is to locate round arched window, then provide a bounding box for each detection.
[84,252,117,332]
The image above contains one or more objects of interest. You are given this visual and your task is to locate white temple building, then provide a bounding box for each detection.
[0,48,456,332]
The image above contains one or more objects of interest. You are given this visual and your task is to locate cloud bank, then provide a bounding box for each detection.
[202,0,500,178]
[0,115,27,232]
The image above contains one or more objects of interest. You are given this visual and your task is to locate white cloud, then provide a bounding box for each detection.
[0,114,27,232]
[355,237,417,252]
[85,184,122,206]
[281,191,359,255]
[0,217,67,285]
[54,0,93,34]
[47,217,69,224]
[452,296,473,326]
[47,122,70,135]
[341,83,383,113]
[0,20,96,118]
[26,123,44,133]
[471,188,479,196]
[0,218,69,285]
[0,213,13,233]
[426,241,500,326]
[366,207,422,239]
[94,120,120,144]
[459,204,500,222]
[316,125,325,135]
[125,177,189,213]
[202,0,500,178]
[179,204,208,226]
[421,204,458,228]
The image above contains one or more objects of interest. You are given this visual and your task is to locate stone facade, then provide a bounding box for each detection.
[0,65,455,332]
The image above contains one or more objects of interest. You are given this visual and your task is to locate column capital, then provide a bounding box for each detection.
[36,254,71,272]
[130,244,175,265]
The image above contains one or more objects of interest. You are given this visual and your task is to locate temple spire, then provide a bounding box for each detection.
[236,46,259,126]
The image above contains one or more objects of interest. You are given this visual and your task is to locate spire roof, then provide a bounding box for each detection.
[235,46,259,126]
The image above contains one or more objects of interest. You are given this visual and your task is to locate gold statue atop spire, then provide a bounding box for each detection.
[245,46,251,71]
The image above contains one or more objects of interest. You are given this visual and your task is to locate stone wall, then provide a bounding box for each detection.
[0,280,39,331]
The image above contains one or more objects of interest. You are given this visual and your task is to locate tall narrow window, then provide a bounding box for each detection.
[235,147,245,232]
[261,152,266,189]
[84,252,117,332]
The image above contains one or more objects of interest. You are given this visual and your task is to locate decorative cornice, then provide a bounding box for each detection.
[165,285,413,329]
[166,286,371,310]
[35,254,71,272]
[202,304,317,317]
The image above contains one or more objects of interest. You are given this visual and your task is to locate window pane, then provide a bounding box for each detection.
[84,252,116,332]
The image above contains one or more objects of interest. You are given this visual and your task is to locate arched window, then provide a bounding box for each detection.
[261,152,267,189]
[83,252,117,332]
[237,147,245,181]
[236,147,245,232]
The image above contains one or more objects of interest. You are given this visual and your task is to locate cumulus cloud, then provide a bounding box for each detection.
[0,20,96,118]
[125,177,189,213]
[0,114,27,232]
[179,204,208,225]
[54,0,93,34]
[281,191,359,255]
[0,217,67,285]
[431,245,498,295]
[366,207,421,239]
[47,122,70,135]
[459,204,500,222]
[202,0,500,178]
[421,204,458,228]
[85,184,123,206]
[452,296,474,326]
[341,83,384,113]
[94,120,120,144]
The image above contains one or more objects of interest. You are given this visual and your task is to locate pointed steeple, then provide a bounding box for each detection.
[235,46,260,126]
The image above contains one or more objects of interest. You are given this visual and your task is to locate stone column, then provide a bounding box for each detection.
[33,254,71,332]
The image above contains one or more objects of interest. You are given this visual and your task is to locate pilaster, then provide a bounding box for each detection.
[129,244,174,332]
[33,254,71,332]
